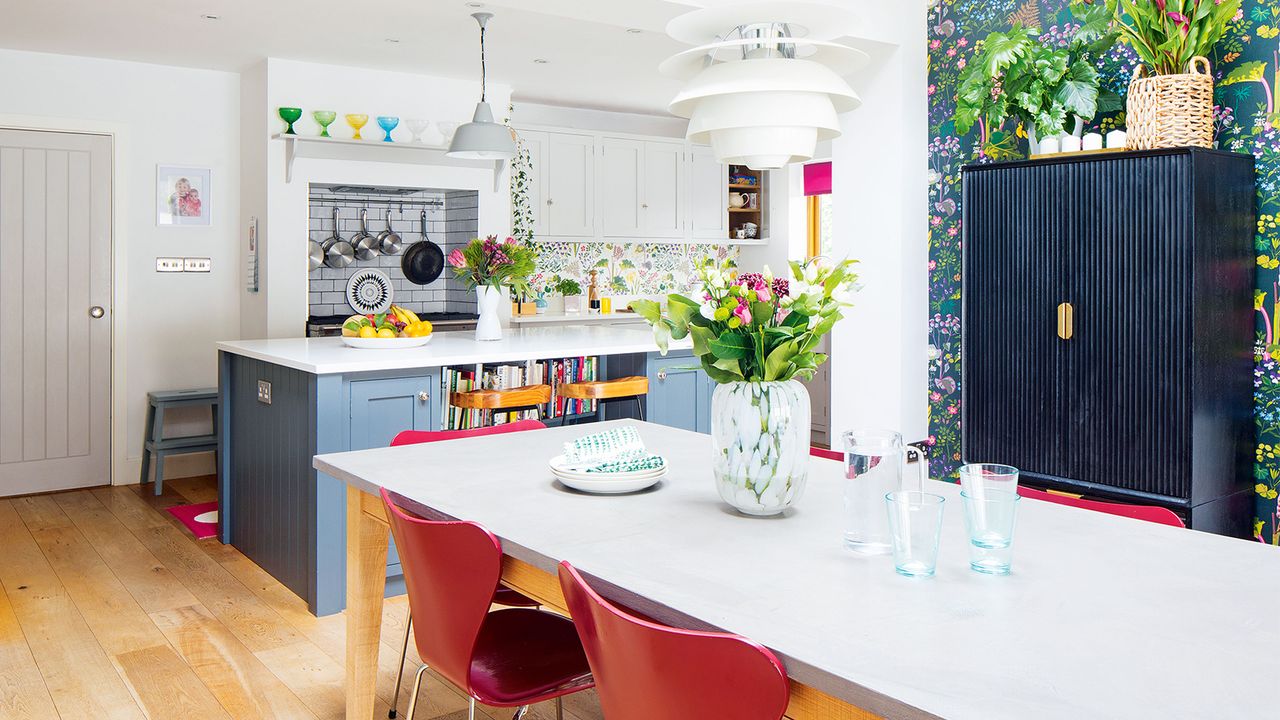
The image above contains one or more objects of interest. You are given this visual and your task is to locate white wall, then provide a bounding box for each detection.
[828,12,930,445]
[513,102,687,138]
[244,58,513,337]
[0,48,241,484]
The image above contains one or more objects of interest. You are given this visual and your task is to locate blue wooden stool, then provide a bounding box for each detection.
[141,388,219,496]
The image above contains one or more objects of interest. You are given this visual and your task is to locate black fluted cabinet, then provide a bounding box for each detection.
[961,148,1255,536]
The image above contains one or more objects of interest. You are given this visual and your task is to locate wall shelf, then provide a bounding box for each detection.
[273,134,506,191]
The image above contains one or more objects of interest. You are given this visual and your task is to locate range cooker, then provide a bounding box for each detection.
[306,312,478,337]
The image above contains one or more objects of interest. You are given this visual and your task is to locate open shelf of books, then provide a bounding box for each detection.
[441,355,601,430]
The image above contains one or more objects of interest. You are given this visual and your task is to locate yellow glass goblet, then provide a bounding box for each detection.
[345,114,369,140]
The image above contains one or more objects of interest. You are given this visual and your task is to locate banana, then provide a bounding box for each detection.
[403,307,421,324]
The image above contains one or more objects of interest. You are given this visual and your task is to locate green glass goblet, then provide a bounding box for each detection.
[278,107,302,135]
[312,110,337,138]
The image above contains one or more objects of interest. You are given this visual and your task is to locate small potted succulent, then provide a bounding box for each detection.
[558,278,585,314]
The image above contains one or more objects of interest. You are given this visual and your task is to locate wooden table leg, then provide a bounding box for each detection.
[347,486,390,719]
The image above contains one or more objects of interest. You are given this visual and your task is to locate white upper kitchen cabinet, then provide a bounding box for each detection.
[688,145,729,240]
[600,137,644,237]
[643,141,686,238]
[546,132,595,237]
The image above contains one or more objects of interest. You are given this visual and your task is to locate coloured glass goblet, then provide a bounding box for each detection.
[405,118,431,143]
[278,107,302,135]
[312,110,337,138]
[376,116,400,142]
[346,114,369,140]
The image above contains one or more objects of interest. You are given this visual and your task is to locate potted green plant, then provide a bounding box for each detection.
[447,235,536,341]
[1112,0,1241,149]
[557,277,584,314]
[631,258,859,516]
[953,1,1119,156]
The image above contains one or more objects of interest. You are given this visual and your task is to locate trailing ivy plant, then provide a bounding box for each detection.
[506,103,537,245]
[953,2,1121,148]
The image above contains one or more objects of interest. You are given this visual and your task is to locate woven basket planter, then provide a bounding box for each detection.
[1125,56,1215,150]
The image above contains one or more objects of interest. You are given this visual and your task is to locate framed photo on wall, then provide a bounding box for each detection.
[156,165,212,226]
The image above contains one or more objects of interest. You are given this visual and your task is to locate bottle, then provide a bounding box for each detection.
[588,269,601,314]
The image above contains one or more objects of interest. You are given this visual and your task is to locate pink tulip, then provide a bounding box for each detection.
[503,236,517,245]
[447,249,466,268]
[732,299,752,325]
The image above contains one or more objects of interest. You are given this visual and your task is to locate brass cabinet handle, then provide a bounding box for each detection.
[1057,302,1074,340]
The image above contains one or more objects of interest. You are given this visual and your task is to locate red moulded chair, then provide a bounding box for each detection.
[810,446,843,462]
[557,561,791,720]
[388,420,547,718]
[1017,485,1185,528]
[383,489,593,720]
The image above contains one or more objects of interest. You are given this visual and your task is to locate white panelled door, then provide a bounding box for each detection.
[643,141,685,238]
[600,138,643,237]
[546,132,595,237]
[0,129,112,496]
[689,145,729,240]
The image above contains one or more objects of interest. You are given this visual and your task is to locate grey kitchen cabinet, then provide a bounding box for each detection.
[646,351,715,434]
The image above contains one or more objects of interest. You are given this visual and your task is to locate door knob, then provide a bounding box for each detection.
[657,369,667,381]
[89,306,105,319]
[417,391,430,402]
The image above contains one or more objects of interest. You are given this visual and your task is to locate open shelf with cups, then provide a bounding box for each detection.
[272,133,506,190]
[727,164,765,241]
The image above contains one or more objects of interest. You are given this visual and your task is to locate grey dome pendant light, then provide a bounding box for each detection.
[447,12,516,161]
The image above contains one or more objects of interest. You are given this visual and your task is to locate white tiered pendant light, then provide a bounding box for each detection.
[661,1,867,170]
[448,12,516,161]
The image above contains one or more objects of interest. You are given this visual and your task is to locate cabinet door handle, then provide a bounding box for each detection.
[1056,302,1073,340]
[657,369,667,381]
[546,198,554,206]
[417,391,430,402]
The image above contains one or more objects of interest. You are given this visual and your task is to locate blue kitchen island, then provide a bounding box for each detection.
[216,326,712,615]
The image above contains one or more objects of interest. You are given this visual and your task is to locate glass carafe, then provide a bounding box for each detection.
[842,429,926,554]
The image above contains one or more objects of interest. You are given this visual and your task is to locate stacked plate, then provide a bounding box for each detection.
[549,454,667,495]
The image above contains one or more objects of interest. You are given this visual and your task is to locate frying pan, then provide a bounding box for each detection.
[353,208,382,261]
[322,207,354,269]
[401,209,445,285]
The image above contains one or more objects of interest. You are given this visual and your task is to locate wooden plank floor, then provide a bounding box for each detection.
[0,476,605,720]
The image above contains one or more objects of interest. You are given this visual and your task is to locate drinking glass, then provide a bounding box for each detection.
[437,121,460,145]
[841,429,926,554]
[278,107,302,135]
[405,118,431,143]
[312,110,337,138]
[885,491,945,577]
[376,116,399,142]
[345,114,369,140]
[959,463,1019,501]
[960,489,1021,575]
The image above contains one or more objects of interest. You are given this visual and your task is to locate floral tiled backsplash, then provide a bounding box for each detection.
[534,242,738,297]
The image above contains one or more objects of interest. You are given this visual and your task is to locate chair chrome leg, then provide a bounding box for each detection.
[511,706,529,720]
[468,697,477,720]
[389,612,413,718]
[555,696,564,720]
[404,664,430,720]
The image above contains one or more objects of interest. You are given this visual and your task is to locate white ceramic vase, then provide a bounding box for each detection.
[711,380,811,516]
[475,285,503,341]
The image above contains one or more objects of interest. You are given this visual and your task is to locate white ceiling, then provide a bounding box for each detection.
[0,0,718,115]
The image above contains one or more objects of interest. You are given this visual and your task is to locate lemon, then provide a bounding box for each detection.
[358,325,376,339]
[420,321,432,335]
[376,327,396,339]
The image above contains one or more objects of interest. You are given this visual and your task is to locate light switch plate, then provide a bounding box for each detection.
[156,257,184,272]
[257,380,272,404]
[184,257,212,272]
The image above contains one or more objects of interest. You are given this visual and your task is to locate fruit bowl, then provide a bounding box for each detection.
[341,335,432,350]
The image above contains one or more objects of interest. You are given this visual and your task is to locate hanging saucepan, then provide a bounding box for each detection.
[378,204,404,255]
[353,208,382,261]
[308,232,324,272]
[401,209,445,285]
[323,206,354,268]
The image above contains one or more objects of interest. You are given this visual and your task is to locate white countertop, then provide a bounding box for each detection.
[217,325,681,374]
[314,420,1278,720]
[509,311,646,326]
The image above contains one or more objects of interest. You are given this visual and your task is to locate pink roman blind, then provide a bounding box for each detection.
[804,161,832,196]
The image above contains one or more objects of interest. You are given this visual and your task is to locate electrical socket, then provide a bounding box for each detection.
[184,257,212,273]
[257,380,272,404]
[156,257,184,272]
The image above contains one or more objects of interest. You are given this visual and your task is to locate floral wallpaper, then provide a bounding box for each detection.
[533,242,738,296]
[927,0,1280,542]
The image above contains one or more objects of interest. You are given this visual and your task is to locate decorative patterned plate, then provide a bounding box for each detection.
[346,269,394,315]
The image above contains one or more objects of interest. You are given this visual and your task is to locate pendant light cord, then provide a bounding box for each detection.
[479,22,487,102]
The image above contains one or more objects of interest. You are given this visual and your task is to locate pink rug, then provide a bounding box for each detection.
[167,501,218,539]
